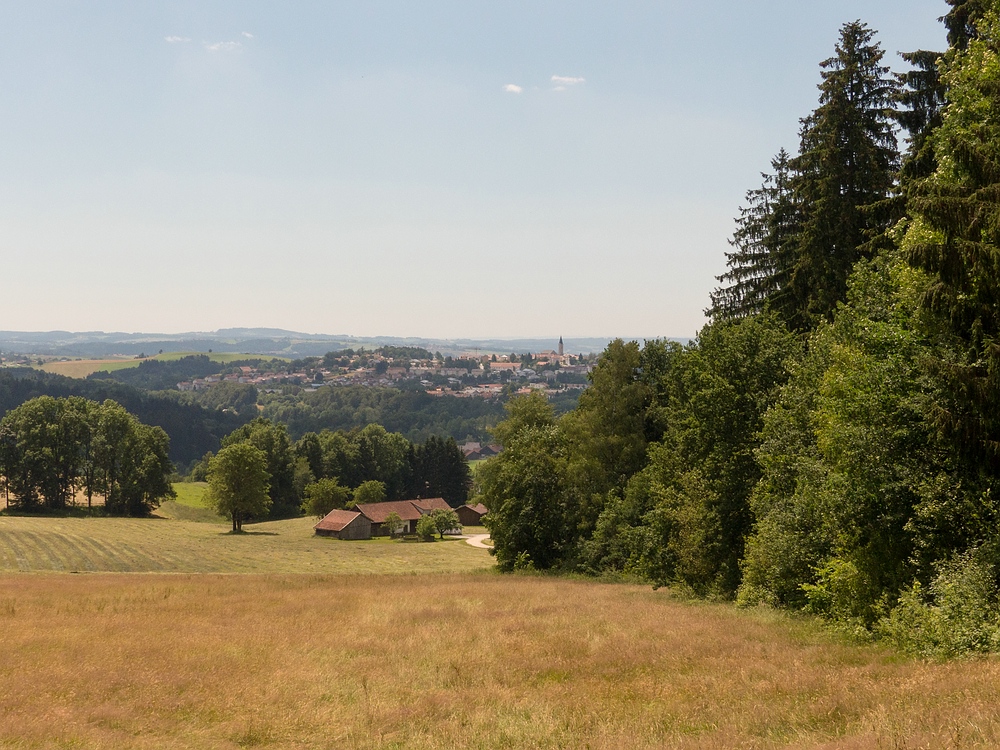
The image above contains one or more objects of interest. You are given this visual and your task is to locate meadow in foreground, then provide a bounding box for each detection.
[1,573,999,749]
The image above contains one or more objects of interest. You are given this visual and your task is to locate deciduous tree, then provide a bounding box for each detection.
[480,394,571,571]
[353,479,387,506]
[430,507,461,539]
[301,477,350,519]
[208,442,271,532]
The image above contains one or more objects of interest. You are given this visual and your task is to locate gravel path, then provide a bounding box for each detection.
[465,534,492,549]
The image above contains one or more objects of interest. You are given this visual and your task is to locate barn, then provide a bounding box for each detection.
[313,509,372,540]
[456,503,488,526]
[355,497,453,536]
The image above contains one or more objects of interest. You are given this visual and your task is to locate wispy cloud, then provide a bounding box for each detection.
[242,32,255,39]
[204,41,242,52]
[551,75,585,86]
[164,36,191,43]
[503,83,523,94]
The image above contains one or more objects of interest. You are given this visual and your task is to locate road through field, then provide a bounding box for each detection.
[464,533,492,548]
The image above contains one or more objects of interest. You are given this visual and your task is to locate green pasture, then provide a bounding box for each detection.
[0,513,493,574]
[468,458,491,474]
[152,351,290,364]
[158,482,223,524]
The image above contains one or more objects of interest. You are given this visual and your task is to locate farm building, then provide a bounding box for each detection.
[456,503,488,526]
[356,497,453,536]
[313,510,372,540]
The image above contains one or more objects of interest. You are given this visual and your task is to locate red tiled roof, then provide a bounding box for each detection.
[413,497,451,513]
[355,497,451,523]
[468,503,488,515]
[314,509,362,532]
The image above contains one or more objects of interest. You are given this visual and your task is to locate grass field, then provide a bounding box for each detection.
[0,514,492,574]
[1,573,999,749]
[38,358,139,378]
[38,351,290,379]
[158,484,225,524]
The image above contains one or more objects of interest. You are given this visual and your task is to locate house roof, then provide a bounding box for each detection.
[467,503,488,515]
[355,497,451,523]
[314,509,363,532]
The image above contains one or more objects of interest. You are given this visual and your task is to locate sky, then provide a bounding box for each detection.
[0,1,949,339]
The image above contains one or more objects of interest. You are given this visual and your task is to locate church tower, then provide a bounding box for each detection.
[558,336,564,357]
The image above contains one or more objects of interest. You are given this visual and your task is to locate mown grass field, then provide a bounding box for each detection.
[2,573,999,749]
[0,514,492,574]
[38,358,139,378]
[38,351,289,379]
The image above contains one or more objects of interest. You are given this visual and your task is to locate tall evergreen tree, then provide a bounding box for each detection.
[709,150,798,321]
[942,0,992,50]
[774,21,900,330]
[895,50,947,187]
[905,9,1000,468]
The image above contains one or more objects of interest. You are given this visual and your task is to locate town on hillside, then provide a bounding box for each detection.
[175,338,594,402]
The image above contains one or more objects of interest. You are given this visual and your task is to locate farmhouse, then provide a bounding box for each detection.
[357,497,453,536]
[456,503,488,526]
[313,509,372,540]
[314,497,454,539]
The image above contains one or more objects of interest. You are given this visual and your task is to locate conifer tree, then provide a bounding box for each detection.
[712,22,900,329]
[895,50,947,186]
[775,21,900,330]
[905,10,1000,466]
[942,0,992,50]
[709,150,798,321]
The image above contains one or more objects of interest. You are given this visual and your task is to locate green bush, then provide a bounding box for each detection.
[801,557,879,626]
[876,551,1000,657]
[416,514,437,541]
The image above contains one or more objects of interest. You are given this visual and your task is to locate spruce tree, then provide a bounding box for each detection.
[942,0,992,50]
[906,10,1000,466]
[709,150,798,321]
[712,22,900,330]
[895,50,947,186]
[775,21,900,330]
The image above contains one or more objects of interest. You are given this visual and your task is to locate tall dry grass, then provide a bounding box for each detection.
[1,573,998,749]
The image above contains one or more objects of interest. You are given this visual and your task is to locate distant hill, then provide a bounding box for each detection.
[0,329,687,359]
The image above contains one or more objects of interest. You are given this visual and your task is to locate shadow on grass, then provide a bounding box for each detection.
[218,530,280,536]
[0,506,163,520]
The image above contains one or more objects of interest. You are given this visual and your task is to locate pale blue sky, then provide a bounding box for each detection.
[0,1,947,338]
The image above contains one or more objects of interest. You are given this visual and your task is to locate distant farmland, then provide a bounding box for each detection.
[38,358,139,378]
[38,351,290,379]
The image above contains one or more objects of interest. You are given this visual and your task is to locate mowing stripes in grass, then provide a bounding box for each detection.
[0,516,493,574]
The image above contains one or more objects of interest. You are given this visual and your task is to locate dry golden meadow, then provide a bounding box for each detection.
[36,358,138,378]
[36,352,290,379]
[2,571,1000,749]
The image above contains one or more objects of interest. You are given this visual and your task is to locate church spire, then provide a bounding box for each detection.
[558,336,564,356]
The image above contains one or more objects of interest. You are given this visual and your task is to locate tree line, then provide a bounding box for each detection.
[260,384,504,444]
[0,396,173,515]
[191,418,472,522]
[480,3,1000,656]
[0,366,499,472]
[0,369,244,467]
